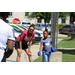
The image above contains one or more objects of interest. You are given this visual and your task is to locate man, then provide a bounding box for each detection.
[0,12,15,62]
[15,25,35,62]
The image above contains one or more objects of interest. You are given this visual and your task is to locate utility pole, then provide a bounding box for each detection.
[56,13,59,50]
[51,12,53,38]
[51,12,58,47]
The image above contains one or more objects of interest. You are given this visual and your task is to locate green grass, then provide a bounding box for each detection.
[58,49,75,62]
[33,37,75,62]
[33,49,75,62]
[57,37,75,48]
[33,56,42,62]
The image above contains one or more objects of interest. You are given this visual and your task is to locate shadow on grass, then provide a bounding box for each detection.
[57,49,75,55]
[62,39,72,41]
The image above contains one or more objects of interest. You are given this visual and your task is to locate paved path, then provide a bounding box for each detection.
[57,33,68,37]
[6,39,63,62]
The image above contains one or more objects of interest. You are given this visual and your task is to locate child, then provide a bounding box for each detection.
[38,30,52,62]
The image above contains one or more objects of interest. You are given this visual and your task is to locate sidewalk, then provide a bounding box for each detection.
[57,33,68,37]
[6,38,63,62]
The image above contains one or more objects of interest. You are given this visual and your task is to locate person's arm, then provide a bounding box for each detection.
[19,37,23,50]
[6,28,15,58]
[39,43,43,52]
[28,32,35,51]
[19,31,25,50]
[27,39,33,56]
[38,43,43,56]
[51,42,52,47]
[29,39,33,51]
[6,40,14,58]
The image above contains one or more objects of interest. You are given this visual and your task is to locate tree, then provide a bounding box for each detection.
[59,12,69,19]
[69,12,75,15]
[27,12,51,30]
[28,12,69,29]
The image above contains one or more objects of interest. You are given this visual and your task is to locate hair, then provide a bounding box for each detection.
[0,12,9,18]
[29,24,35,29]
[43,29,48,34]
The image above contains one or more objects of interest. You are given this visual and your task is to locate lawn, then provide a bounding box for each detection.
[57,37,75,48]
[33,56,42,62]
[33,37,75,62]
[58,49,75,62]
[33,49,75,62]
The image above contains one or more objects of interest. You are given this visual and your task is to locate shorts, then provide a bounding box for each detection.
[15,41,28,50]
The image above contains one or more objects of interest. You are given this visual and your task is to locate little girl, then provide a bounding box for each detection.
[38,30,52,62]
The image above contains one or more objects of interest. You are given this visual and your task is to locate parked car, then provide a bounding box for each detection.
[8,24,24,38]
[8,24,42,45]
[20,21,31,27]
[17,25,43,37]
[17,25,42,42]
[35,23,51,34]
[59,25,75,35]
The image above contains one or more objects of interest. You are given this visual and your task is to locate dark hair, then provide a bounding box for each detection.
[0,12,9,18]
[43,29,48,34]
[29,25,35,29]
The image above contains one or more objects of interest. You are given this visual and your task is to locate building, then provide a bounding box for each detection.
[7,12,70,24]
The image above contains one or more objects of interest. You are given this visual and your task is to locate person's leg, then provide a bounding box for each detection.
[48,53,51,62]
[42,52,48,62]
[15,41,22,62]
[24,49,33,62]
[16,49,22,62]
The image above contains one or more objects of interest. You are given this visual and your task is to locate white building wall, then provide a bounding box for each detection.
[7,12,36,24]
[7,12,70,24]
[66,16,70,24]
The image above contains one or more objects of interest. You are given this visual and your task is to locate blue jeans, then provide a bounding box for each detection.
[43,52,51,62]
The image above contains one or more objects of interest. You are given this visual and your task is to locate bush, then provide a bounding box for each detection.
[58,24,67,29]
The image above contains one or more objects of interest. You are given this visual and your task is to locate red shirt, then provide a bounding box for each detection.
[16,30,35,44]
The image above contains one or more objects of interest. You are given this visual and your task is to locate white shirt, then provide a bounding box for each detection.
[0,19,15,61]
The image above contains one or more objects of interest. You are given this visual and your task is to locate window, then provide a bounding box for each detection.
[37,18,41,23]
[64,26,68,28]
[62,19,66,23]
[64,26,70,29]
[25,12,29,16]
[36,24,40,27]
[9,12,12,16]
[46,19,50,23]
[10,26,22,32]
[72,26,75,28]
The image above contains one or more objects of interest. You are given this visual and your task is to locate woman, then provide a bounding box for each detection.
[38,30,52,62]
[15,25,35,62]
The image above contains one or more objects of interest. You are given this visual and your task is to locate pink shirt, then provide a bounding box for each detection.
[16,30,35,44]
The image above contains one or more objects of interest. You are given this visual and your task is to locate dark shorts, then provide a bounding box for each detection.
[15,41,28,50]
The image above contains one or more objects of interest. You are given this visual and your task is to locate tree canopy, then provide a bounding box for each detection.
[27,12,70,29]
[28,12,70,20]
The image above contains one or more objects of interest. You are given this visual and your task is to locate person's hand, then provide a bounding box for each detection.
[51,47,56,52]
[38,51,41,56]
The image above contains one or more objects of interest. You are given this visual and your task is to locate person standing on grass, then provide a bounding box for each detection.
[38,30,52,62]
[0,12,15,62]
[15,25,35,62]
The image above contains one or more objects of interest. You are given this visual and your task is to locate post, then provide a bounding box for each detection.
[56,12,59,50]
[52,12,58,47]
[51,12,53,38]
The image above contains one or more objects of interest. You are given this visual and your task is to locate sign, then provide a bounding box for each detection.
[12,18,20,24]
[58,19,61,24]
[26,18,28,22]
